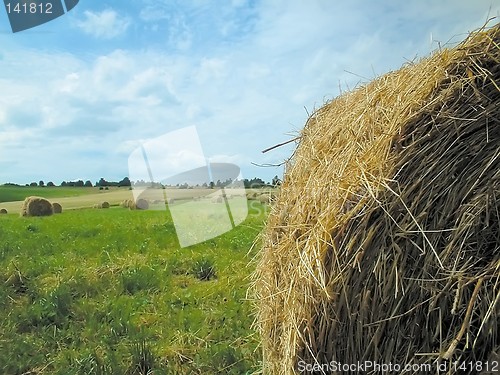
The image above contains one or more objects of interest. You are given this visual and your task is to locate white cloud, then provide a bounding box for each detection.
[76,9,131,39]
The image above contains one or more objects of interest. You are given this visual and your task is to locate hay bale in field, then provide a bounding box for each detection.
[253,24,500,374]
[135,198,149,210]
[94,201,110,209]
[258,194,270,204]
[0,208,7,214]
[211,196,223,203]
[52,203,62,214]
[20,196,53,217]
[120,199,129,208]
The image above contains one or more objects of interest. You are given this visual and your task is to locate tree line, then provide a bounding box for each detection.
[4,176,282,189]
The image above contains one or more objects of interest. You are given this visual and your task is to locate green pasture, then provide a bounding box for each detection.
[0,199,268,374]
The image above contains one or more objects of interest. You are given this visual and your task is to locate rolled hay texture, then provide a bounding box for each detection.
[20,196,53,217]
[135,198,149,210]
[52,203,62,214]
[253,25,500,374]
[0,208,7,214]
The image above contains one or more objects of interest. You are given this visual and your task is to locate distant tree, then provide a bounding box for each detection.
[84,180,93,187]
[272,175,281,187]
[30,182,38,187]
[47,181,55,187]
[75,180,84,187]
[243,177,268,189]
[209,181,214,189]
[202,182,208,188]
[39,180,45,187]
[60,181,67,187]
[118,177,131,187]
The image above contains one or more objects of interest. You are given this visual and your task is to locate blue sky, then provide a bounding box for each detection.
[0,0,499,185]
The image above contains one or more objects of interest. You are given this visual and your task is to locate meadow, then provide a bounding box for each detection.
[0,188,268,374]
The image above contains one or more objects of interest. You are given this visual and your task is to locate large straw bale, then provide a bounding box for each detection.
[20,196,53,217]
[253,24,500,374]
[0,208,7,214]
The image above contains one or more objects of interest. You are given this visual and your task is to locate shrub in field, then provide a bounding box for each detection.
[192,258,217,281]
[121,267,159,294]
[129,339,156,374]
[20,196,53,217]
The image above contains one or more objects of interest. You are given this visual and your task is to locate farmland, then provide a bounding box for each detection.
[0,187,269,374]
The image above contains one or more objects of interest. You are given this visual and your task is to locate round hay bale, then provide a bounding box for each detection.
[101,201,110,209]
[211,196,223,203]
[52,203,63,214]
[258,194,270,204]
[253,25,500,374]
[20,196,53,217]
[128,200,137,210]
[0,208,7,214]
[135,198,149,210]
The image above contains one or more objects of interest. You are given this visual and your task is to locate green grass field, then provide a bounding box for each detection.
[0,196,268,374]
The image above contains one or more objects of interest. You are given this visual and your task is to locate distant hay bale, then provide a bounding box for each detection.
[258,194,270,204]
[135,198,149,210]
[253,25,500,374]
[20,196,53,217]
[0,208,7,214]
[211,196,223,203]
[52,203,62,214]
[94,201,110,209]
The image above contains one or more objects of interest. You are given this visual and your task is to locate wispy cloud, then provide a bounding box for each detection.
[76,9,131,39]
